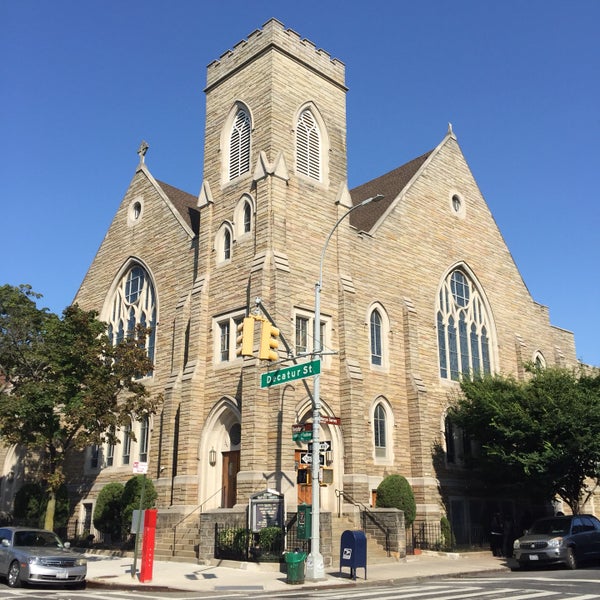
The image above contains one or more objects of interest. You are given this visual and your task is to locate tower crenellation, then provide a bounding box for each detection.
[206,18,345,90]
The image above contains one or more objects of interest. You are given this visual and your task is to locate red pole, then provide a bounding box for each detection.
[139,509,157,583]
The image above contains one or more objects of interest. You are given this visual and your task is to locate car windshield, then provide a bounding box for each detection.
[528,519,570,536]
[14,531,63,548]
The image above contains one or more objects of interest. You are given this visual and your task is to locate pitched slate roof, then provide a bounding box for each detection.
[156,180,200,235]
[349,150,433,233]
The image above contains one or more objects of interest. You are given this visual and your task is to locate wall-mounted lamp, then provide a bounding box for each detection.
[209,448,217,467]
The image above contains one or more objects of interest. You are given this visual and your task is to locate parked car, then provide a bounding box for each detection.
[0,527,86,588]
[512,514,600,570]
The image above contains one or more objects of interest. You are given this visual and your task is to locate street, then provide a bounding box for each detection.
[1,567,599,599]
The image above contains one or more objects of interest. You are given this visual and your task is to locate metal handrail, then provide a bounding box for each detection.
[335,488,391,556]
[171,487,224,557]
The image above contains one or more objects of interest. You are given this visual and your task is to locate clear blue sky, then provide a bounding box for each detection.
[2,1,598,366]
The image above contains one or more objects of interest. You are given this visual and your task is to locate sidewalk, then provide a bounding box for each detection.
[85,551,510,593]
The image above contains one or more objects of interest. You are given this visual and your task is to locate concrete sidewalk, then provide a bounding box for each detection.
[85,551,510,593]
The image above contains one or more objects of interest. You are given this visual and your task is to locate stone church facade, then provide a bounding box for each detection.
[66,19,579,550]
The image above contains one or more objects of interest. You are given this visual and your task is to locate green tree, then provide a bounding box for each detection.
[0,284,162,530]
[13,482,70,529]
[451,366,600,514]
[93,482,125,540]
[375,474,417,527]
[120,475,157,537]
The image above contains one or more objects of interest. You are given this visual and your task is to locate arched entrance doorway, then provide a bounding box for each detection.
[200,398,241,510]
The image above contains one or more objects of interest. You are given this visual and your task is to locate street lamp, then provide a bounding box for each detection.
[305,193,383,581]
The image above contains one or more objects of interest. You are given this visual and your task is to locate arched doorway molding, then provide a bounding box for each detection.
[199,396,241,510]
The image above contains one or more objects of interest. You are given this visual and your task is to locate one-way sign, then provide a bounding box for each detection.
[300,452,325,465]
[307,441,331,452]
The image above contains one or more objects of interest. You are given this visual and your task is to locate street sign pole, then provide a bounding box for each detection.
[305,194,382,582]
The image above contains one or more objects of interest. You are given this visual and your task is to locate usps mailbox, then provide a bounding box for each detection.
[339,529,367,580]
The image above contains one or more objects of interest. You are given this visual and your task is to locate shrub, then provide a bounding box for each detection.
[375,474,416,528]
[120,475,157,536]
[258,526,283,553]
[440,516,456,550]
[93,482,125,540]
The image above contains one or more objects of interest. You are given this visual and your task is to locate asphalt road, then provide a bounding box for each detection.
[1,566,599,599]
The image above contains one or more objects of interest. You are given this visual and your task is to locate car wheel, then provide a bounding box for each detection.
[565,547,577,570]
[7,560,22,588]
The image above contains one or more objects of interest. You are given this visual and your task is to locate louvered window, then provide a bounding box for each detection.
[296,109,321,180]
[229,109,251,180]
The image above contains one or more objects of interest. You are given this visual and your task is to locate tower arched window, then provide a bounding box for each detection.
[223,229,231,260]
[370,309,382,366]
[243,201,252,233]
[229,108,251,180]
[372,400,393,462]
[108,264,157,368]
[436,268,493,380]
[296,109,321,181]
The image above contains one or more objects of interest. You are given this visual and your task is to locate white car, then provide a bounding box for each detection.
[0,527,86,588]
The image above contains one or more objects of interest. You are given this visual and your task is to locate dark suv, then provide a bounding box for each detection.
[512,514,600,570]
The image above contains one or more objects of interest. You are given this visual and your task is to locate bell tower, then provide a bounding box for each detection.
[196,19,351,508]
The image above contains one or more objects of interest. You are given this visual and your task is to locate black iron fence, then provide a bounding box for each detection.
[406,521,489,553]
[214,513,309,563]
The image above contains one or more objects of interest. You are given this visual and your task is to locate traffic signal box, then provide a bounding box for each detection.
[259,320,280,361]
[236,317,255,357]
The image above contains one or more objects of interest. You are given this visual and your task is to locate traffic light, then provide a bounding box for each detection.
[236,317,255,357]
[259,320,280,361]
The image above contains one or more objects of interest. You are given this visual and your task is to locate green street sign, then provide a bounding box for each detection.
[292,430,313,442]
[261,359,320,389]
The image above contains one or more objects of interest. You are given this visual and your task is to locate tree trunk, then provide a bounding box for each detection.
[44,489,56,531]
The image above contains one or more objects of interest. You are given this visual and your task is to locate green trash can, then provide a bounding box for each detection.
[285,550,307,584]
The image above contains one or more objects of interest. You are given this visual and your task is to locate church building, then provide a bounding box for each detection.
[68,19,579,556]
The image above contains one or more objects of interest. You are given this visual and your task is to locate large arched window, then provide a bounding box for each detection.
[229,107,251,180]
[108,264,157,366]
[296,109,321,181]
[436,268,493,380]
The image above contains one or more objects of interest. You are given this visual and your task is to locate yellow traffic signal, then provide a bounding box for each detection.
[236,317,255,357]
[259,320,280,361]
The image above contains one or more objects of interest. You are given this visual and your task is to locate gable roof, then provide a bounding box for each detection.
[155,179,200,235]
[349,150,433,233]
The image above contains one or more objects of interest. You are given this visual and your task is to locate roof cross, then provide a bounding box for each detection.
[137,140,149,164]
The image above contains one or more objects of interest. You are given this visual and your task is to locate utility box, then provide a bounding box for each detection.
[297,504,311,540]
[339,529,367,580]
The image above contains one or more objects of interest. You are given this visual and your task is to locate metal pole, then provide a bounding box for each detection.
[305,194,382,581]
[131,473,147,579]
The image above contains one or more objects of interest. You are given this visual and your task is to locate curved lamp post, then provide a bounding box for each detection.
[306,193,383,581]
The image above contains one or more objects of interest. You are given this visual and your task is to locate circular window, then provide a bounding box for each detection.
[128,197,144,226]
[451,195,461,212]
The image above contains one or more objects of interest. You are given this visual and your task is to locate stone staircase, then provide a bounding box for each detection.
[153,512,201,563]
[331,514,397,567]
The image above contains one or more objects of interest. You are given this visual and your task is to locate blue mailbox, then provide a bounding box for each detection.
[339,529,367,580]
